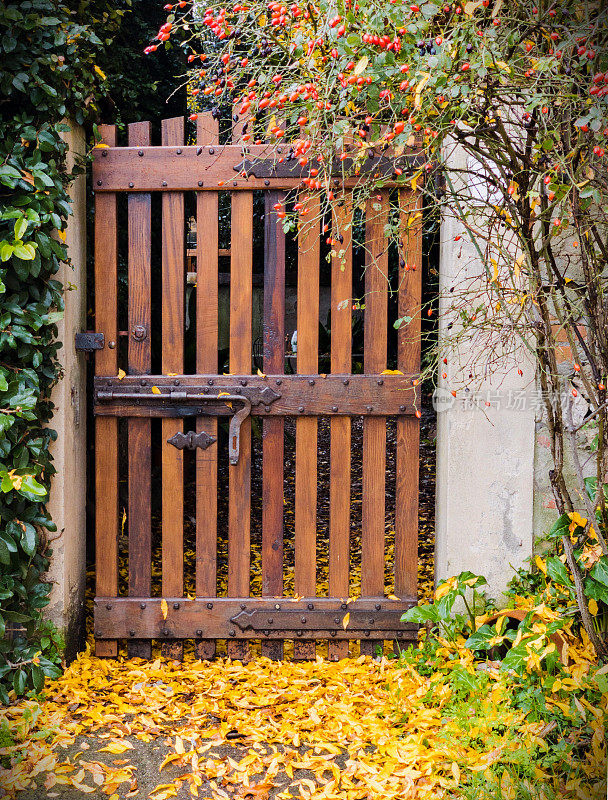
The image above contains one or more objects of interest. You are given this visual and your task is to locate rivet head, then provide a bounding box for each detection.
[108,340,116,349]
[268,618,274,624]
[332,406,338,413]
[240,379,248,386]
[198,180,204,187]
[399,405,406,412]
[366,405,373,413]
[97,180,102,186]
[174,379,180,386]
[162,181,167,187]
[330,630,337,637]
[129,182,134,188]
[276,379,282,385]
[163,628,170,636]
[364,630,371,637]
[207,602,213,609]
[375,603,381,611]
[229,629,236,637]
[138,150,144,156]
[140,379,148,386]
[341,603,347,610]
[308,379,315,386]
[297,630,303,637]
[196,629,203,637]
[101,150,107,157]
[307,603,314,610]
[129,629,135,637]
[342,378,349,385]
[140,602,147,609]
[173,602,180,610]
[334,617,340,624]
[369,618,375,625]
[275,603,281,610]
[177,148,182,154]
[264,179,270,186]
[298,406,305,413]
[240,603,246,610]
[377,378,384,386]
[105,603,112,610]
[209,147,215,155]
[208,379,214,385]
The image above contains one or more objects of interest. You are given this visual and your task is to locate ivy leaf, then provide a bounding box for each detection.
[545,556,573,588]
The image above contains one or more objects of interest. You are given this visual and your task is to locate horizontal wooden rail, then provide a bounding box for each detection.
[93,373,419,416]
[94,597,417,640]
[93,145,425,192]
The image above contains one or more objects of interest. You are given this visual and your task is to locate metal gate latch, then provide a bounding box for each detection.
[167,430,216,451]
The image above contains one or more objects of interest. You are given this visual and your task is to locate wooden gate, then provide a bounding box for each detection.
[90,114,422,661]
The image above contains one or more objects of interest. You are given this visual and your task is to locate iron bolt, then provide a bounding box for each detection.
[229,629,236,637]
[268,618,274,624]
[163,628,170,636]
[240,603,246,610]
[399,405,406,412]
[129,630,135,637]
[138,150,144,156]
[209,147,215,155]
[97,180,102,186]
[207,602,213,609]
[297,630,303,637]
[174,379,180,386]
[300,617,307,624]
[129,182,134,188]
[105,603,112,610]
[377,378,384,386]
[375,604,381,611]
[141,379,148,386]
[334,617,340,624]
[343,378,349,385]
[102,150,107,157]
[196,629,203,637]
[263,630,270,636]
[276,379,282,385]
[240,379,248,386]
[308,379,315,386]
[173,602,180,610]
[307,603,314,610]
[341,603,347,610]
[264,180,270,186]
[95,630,101,637]
[177,148,182,154]
[298,406,304,413]
[162,181,167,187]
[198,181,204,187]
[330,630,337,637]
[364,630,371,637]
[264,405,270,412]
[140,602,147,609]
[332,406,338,413]
[366,406,373,413]
[208,379,214,385]
[369,618,375,625]
[275,603,281,610]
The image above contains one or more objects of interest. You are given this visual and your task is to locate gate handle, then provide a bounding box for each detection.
[222,395,252,465]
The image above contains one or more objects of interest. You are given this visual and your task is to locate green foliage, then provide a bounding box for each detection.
[0,0,111,700]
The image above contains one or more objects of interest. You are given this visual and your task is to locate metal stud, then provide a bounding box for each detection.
[364,630,371,637]
[264,405,270,412]
[102,150,108,157]
[105,603,112,610]
[138,150,144,157]
[229,629,236,636]
[240,379,248,386]
[163,628,170,636]
[207,602,213,609]
[366,406,373,413]
[307,603,314,610]
[140,602,147,609]
[399,405,406,412]
[300,617,307,624]
[129,630,135,637]
[276,379,282,385]
[308,379,315,386]
[196,147,202,155]
[377,378,384,386]
[275,603,281,610]
[298,406,304,413]
[342,378,349,385]
[97,180,102,186]
[332,406,338,413]
[162,181,167,187]
[108,341,116,349]
[177,148,182,154]
[209,147,215,155]
[297,630,303,637]
[196,629,203,637]
[375,603,381,611]
[240,603,246,610]
[264,180,270,186]
[173,602,180,610]
[268,618,274,624]
[129,182,134,189]
[198,181,204,187]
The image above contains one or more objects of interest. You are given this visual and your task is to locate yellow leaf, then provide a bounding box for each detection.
[98,741,133,755]
[381,369,404,375]
[257,369,266,378]
[342,613,350,630]
[161,599,168,620]
[151,386,161,395]
[535,556,547,574]
[354,56,368,75]
[117,369,126,380]
[451,762,460,783]
[94,65,107,81]
[589,599,599,616]
[94,143,110,149]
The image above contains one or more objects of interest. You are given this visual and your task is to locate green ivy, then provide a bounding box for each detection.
[0,0,114,702]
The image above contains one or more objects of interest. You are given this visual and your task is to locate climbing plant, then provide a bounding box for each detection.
[155,0,608,654]
[0,0,117,701]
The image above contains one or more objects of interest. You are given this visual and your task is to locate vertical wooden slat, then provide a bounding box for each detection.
[360,192,389,657]
[195,113,219,661]
[328,196,352,661]
[294,194,320,661]
[395,191,422,616]
[227,190,253,661]
[261,190,286,660]
[161,117,185,660]
[127,122,152,660]
[94,124,119,658]
[232,106,252,145]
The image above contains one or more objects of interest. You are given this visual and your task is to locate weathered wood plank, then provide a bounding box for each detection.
[161,117,185,661]
[94,124,119,658]
[261,190,286,660]
[227,189,253,662]
[293,193,321,661]
[395,192,422,619]
[126,121,152,660]
[195,113,220,661]
[93,144,424,192]
[94,597,417,640]
[360,192,389,657]
[328,196,352,661]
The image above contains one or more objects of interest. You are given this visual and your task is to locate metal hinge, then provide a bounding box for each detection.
[75,332,104,352]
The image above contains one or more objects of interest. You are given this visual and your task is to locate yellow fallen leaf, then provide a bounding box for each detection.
[161,599,168,620]
[589,599,599,616]
[381,369,404,375]
[151,386,161,395]
[98,741,133,755]
[342,613,350,630]
[117,369,126,380]
[94,65,107,80]
[257,369,266,378]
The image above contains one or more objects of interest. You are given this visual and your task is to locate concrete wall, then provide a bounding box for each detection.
[44,123,88,659]
[435,144,537,601]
